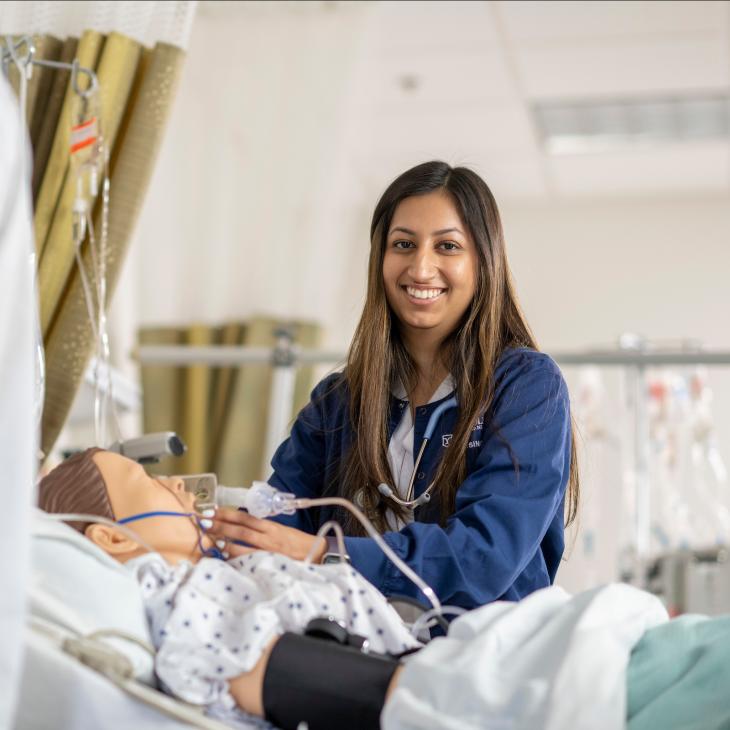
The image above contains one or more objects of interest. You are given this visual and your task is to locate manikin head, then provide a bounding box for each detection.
[38,448,212,564]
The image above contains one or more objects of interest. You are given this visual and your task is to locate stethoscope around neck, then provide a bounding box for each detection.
[377,396,458,510]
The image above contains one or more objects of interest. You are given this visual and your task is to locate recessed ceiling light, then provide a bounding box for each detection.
[532,95,730,154]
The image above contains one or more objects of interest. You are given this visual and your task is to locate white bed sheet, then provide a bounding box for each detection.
[14,630,203,730]
[383,583,669,730]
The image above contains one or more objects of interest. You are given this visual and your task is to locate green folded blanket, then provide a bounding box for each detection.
[627,614,730,730]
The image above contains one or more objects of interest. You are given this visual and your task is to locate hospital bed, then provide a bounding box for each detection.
[14,509,258,730]
[15,509,730,730]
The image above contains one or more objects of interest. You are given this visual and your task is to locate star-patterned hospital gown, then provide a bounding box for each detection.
[128,551,420,723]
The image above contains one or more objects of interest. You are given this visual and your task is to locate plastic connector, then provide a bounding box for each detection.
[245,481,297,518]
[215,482,297,518]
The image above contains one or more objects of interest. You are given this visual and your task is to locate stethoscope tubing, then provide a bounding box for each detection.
[381,396,458,509]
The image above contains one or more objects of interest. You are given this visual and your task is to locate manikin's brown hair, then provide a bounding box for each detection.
[337,161,579,534]
[37,448,114,533]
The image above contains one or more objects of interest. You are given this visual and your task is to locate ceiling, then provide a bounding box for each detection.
[344,0,730,198]
[196,0,730,199]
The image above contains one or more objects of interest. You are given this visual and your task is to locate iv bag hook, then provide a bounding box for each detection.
[1,34,98,99]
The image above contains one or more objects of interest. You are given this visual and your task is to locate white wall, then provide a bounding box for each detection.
[502,195,730,352]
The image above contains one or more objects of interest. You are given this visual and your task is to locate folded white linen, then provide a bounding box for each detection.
[383,583,668,730]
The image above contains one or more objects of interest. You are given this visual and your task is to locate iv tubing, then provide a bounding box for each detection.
[292,496,442,613]
[305,520,346,564]
[409,605,467,638]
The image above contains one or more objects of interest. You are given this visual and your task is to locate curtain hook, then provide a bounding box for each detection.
[2,34,35,73]
[71,59,99,100]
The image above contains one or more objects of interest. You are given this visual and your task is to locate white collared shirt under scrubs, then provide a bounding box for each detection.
[386,375,454,530]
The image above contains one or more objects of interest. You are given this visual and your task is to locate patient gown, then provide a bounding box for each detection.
[128,550,419,720]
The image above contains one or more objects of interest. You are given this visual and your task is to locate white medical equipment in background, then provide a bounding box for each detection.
[644,369,730,553]
[563,367,623,589]
[556,339,730,616]
[0,70,38,730]
[109,431,187,463]
[1,35,50,427]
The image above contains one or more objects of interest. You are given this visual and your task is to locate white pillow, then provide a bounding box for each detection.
[29,508,155,683]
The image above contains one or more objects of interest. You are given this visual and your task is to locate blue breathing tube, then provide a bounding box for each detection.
[118,511,196,525]
[117,510,225,560]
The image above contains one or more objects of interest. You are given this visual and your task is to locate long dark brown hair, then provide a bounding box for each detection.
[338,160,579,534]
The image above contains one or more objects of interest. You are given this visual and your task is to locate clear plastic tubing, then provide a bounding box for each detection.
[295,496,441,614]
[213,484,441,614]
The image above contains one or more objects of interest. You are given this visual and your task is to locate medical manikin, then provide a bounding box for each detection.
[40,449,730,730]
[38,449,415,729]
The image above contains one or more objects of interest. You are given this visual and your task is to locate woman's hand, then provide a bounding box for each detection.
[208,508,327,563]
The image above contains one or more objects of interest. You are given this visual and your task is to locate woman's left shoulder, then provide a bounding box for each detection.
[495,346,564,383]
[488,348,570,425]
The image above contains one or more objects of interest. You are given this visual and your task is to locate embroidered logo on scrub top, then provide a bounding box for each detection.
[468,415,484,448]
[442,434,453,447]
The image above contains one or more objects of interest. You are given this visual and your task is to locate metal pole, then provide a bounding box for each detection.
[135,345,730,368]
[633,362,651,587]
[261,329,298,478]
[552,350,730,367]
[135,344,346,366]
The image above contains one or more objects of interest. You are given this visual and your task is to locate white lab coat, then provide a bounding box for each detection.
[0,75,37,728]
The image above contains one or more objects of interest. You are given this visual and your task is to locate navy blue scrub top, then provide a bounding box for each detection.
[269,347,572,610]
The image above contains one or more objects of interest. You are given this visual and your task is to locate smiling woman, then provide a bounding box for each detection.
[210,160,580,612]
[382,191,478,405]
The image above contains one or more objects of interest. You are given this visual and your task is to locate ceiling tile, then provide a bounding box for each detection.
[355,104,537,156]
[518,35,730,99]
[498,1,730,41]
[372,0,498,50]
[545,140,730,195]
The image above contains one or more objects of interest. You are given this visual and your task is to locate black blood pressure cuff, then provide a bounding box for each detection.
[262,629,400,730]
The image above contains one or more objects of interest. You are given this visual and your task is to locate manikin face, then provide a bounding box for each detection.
[382,190,478,344]
[90,451,212,564]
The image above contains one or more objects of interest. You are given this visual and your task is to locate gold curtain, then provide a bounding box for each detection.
[139,317,322,486]
[5,32,187,457]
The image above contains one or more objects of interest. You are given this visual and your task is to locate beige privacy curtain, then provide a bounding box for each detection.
[7,32,186,457]
[139,317,322,486]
